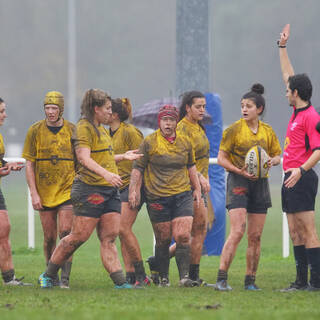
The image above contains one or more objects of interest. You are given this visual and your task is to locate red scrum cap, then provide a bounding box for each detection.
[158,105,179,127]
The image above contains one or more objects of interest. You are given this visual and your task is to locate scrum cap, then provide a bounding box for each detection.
[44,91,64,118]
[158,105,179,127]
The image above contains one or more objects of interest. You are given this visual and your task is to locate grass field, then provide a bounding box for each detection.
[1,174,320,320]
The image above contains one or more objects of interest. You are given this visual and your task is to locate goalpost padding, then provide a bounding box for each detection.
[203,93,225,256]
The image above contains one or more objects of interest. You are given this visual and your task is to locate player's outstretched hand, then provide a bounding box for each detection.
[123,150,143,161]
[0,166,11,177]
[7,162,24,171]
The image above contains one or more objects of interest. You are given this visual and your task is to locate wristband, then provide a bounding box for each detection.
[277,40,286,48]
[299,167,306,176]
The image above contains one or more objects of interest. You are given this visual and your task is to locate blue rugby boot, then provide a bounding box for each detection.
[115,282,133,289]
[244,275,261,291]
[245,283,262,291]
[38,272,53,289]
[215,280,232,291]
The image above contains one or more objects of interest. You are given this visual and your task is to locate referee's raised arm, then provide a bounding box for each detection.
[278,24,294,85]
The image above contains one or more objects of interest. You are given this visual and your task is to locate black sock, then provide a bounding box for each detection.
[2,269,14,283]
[244,275,255,286]
[189,264,199,281]
[147,255,159,272]
[155,244,170,279]
[61,261,72,283]
[306,247,320,288]
[110,270,126,286]
[175,245,190,279]
[126,272,136,285]
[46,261,60,279]
[133,261,146,282]
[217,269,227,282]
[293,245,308,286]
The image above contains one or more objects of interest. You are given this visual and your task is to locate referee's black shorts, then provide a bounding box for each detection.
[282,169,318,214]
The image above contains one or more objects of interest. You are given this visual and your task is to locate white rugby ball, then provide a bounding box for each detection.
[245,146,269,178]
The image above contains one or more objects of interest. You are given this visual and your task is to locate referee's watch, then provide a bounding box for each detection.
[299,166,307,176]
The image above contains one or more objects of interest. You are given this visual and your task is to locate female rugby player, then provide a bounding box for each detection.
[23,91,75,288]
[109,98,149,287]
[0,97,29,286]
[147,91,211,286]
[39,89,141,289]
[129,105,201,287]
[215,84,281,291]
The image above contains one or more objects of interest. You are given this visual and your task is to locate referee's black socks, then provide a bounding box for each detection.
[293,245,308,286]
[306,247,320,288]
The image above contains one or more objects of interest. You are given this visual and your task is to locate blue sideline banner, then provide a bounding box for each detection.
[203,93,226,256]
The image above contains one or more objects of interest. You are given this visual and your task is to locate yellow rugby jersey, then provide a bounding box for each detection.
[73,119,118,186]
[220,118,282,170]
[133,129,195,198]
[22,119,76,207]
[177,117,209,178]
[0,133,4,167]
[0,133,5,184]
[111,122,143,190]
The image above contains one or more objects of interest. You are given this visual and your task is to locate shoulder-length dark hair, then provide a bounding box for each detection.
[179,90,206,130]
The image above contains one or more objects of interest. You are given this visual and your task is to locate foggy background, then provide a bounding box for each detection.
[1,0,320,158]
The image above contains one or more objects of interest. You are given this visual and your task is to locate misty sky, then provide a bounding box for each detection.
[1,0,320,155]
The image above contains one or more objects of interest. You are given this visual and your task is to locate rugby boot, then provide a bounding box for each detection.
[245,283,262,291]
[158,277,170,287]
[305,284,320,291]
[244,275,261,291]
[114,282,133,289]
[215,280,232,291]
[279,281,308,292]
[38,273,53,289]
[60,279,70,289]
[179,276,194,287]
[192,278,216,288]
[134,276,151,289]
[4,276,32,286]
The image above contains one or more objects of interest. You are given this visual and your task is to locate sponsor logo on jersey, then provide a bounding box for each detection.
[290,122,298,131]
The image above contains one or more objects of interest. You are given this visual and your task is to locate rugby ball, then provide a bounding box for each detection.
[245,146,269,178]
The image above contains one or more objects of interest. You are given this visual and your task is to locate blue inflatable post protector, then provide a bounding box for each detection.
[203,93,226,256]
